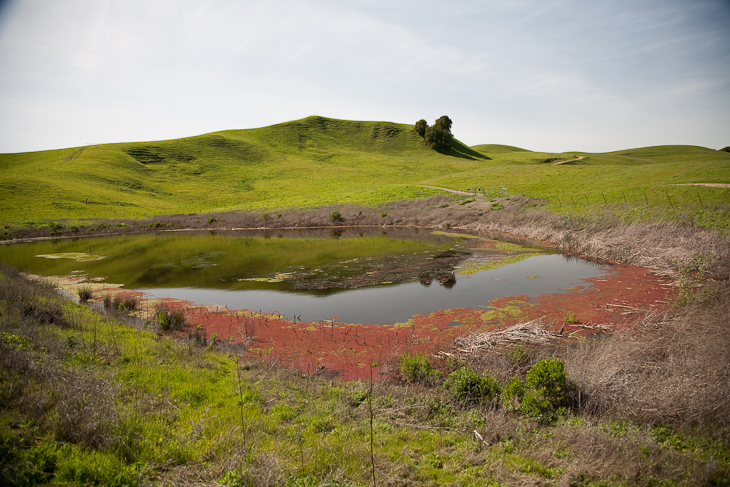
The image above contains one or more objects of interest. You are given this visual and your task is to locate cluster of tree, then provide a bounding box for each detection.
[415,116,453,151]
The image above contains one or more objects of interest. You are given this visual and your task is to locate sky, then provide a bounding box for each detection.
[0,0,729,154]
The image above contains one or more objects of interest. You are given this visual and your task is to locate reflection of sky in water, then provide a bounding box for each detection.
[139,254,611,325]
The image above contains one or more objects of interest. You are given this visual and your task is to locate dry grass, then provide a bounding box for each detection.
[466,201,730,278]
[565,281,730,427]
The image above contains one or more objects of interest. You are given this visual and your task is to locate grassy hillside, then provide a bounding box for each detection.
[0,117,489,223]
[1,116,729,228]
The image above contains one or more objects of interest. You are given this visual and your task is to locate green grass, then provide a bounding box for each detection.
[2,267,728,486]
[2,116,728,228]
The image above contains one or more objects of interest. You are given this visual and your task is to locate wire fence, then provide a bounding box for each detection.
[459,184,729,210]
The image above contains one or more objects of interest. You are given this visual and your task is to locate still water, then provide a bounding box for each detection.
[0,228,611,324]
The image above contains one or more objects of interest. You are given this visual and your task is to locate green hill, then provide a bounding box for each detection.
[0,116,729,224]
[471,143,531,154]
[0,116,493,222]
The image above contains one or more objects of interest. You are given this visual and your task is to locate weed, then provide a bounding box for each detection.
[522,358,573,424]
[117,297,137,312]
[77,285,93,302]
[399,353,441,385]
[380,211,387,218]
[565,311,577,324]
[668,254,712,308]
[444,367,501,407]
[330,211,342,223]
[502,376,526,412]
[156,307,186,331]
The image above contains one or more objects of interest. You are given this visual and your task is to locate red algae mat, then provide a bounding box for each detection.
[38,260,673,381]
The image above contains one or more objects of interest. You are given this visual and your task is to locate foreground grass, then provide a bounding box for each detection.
[2,260,729,486]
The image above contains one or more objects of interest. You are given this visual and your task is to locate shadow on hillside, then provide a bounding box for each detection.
[439,140,491,160]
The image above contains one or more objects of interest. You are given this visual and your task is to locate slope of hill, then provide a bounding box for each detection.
[0,116,493,222]
[0,116,729,225]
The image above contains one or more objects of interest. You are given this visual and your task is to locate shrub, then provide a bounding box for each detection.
[522,358,573,423]
[116,297,137,312]
[502,376,526,411]
[400,353,441,385]
[330,211,342,223]
[77,285,93,302]
[380,211,387,218]
[565,311,577,324]
[445,367,501,406]
[156,307,186,331]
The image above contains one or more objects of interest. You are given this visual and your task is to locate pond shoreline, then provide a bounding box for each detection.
[3,195,727,279]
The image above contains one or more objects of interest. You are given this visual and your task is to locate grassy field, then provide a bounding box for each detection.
[1,116,728,230]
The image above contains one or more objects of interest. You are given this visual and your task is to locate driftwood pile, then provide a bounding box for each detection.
[456,317,559,349]
[439,316,615,359]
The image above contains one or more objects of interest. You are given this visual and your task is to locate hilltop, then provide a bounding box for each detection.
[0,116,728,226]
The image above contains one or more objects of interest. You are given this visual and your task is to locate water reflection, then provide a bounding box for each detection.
[0,228,612,325]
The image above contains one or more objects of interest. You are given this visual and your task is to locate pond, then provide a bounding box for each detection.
[0,228,611,325]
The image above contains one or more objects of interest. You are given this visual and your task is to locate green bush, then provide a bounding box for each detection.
[445,367,501,406]
[400,353,441,385]
[330,211,342,222]
[522,358,573,423]
[501,376,526,412]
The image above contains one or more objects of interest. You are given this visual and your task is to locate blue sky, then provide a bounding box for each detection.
[0,0,728,153]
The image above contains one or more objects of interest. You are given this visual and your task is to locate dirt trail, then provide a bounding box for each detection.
[552,155,584,165]
[673,183,730,188]
[418,185,480,196]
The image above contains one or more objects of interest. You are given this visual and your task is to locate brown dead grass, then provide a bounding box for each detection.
[565,281,730,427]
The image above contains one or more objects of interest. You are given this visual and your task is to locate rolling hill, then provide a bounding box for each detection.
[0,116,728,224]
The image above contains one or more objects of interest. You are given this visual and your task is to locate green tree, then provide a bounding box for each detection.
[424,115,453,151]
[414,119,428,137]
[434,115,452,132]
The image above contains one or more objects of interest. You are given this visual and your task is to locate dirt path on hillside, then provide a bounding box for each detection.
[674,183,730,188]
[552,156,584,165]
[419,185,480,196]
